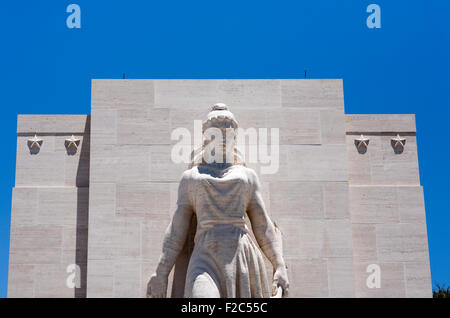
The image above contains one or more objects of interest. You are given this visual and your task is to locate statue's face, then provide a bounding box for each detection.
[203,120,237,164]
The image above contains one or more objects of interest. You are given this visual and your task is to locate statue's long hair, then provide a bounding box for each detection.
[188,144,246,168]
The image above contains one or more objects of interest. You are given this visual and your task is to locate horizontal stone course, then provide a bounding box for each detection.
[154,79,282,109]
[327,258,355,297]
[354,262,406,297]
[281,79,344,109]
[350,185,426,224]
[284,258,329,297]
[376,223,429,263]
[91,79,154,109]
[17,115,90,134]
[345,114,416,133]
[404,262,432,297]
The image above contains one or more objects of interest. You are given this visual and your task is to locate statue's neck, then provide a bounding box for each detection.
[206,162,233,170]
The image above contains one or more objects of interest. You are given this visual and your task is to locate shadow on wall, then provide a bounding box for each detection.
[75,116,90,298]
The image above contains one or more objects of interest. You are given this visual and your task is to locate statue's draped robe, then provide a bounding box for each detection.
[174,165,272,298]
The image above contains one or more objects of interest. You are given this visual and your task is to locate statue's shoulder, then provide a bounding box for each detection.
[180,166,197,181]
[238,166,259,184]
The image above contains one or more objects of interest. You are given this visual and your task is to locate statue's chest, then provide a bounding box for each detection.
[193,170,250,208]
[199,173,247,193]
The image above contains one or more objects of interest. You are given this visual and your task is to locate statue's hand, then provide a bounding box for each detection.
[272,266,289,298]
[147,273,168,298]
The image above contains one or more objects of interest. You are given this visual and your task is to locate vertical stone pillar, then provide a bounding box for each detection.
[346,115,431,297]
[8,115,90,297]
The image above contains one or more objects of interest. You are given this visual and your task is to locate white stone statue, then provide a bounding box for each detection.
[147,104,289,298]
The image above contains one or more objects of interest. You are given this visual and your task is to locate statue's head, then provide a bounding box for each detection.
[190,103,245,167]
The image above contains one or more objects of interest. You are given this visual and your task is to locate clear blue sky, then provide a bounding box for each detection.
[0,1,448,297]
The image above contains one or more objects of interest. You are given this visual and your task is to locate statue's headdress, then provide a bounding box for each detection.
[190,103,245,167]
[202,103,239,132]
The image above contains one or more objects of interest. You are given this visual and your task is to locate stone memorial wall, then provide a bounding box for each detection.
[8,79,431,297]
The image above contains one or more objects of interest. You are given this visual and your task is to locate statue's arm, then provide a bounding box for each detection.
[154,204,193,277]
[147,172,194,298]
[246,170,289,296]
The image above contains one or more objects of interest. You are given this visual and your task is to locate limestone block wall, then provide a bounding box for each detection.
[8,115,90,297]
[87,79,354,297]
[345,115,431,297]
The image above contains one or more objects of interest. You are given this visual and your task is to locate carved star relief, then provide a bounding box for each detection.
[65,135,81,149]
[355,134,370,148]
[28,135,43,150]
[391,134,406,148]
